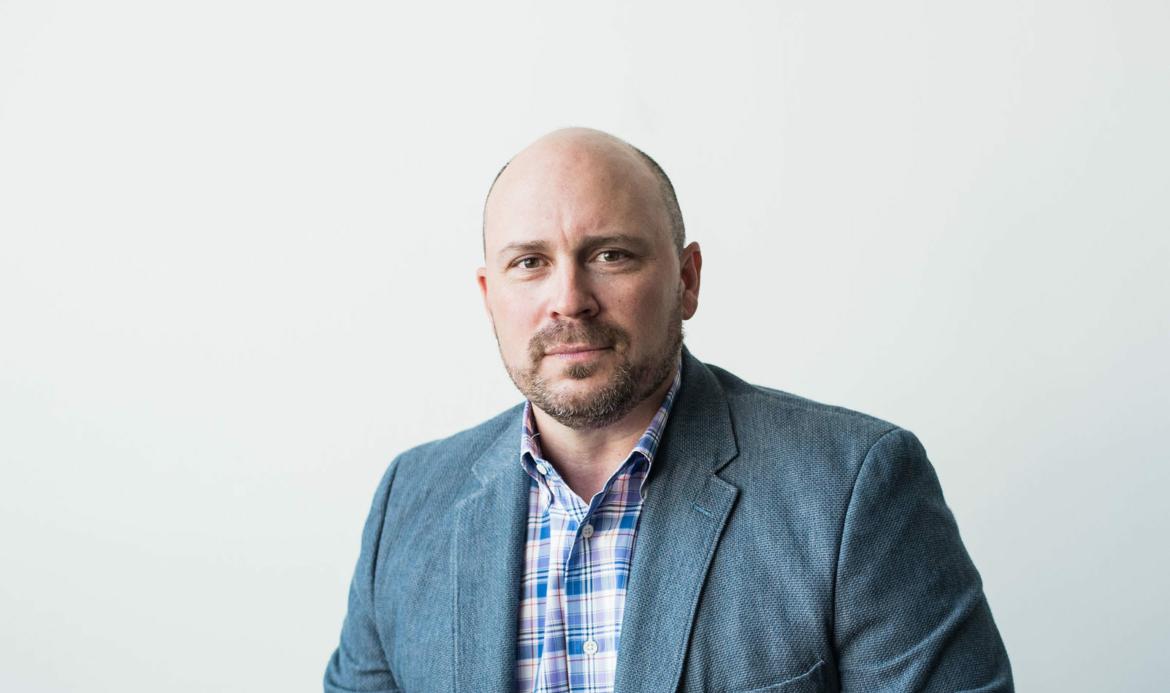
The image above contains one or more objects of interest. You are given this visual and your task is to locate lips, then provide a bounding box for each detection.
[545,345,611,356]
[527,321,627,363]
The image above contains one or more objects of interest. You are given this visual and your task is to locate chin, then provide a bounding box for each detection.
[545,375,606,399]
[554,359,611,381]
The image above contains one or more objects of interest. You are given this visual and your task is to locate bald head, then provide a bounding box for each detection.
[483,128,685,256]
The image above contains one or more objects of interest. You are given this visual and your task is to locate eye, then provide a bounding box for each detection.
[595,249,630,263]
[511,256,546,270]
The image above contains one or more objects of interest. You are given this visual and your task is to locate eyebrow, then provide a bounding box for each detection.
[496,240,549,260]
[495,234,653,261]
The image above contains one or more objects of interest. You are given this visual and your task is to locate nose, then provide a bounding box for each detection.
[549,263,599,320]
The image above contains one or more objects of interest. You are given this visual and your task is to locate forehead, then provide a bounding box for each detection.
[483,139,670,255]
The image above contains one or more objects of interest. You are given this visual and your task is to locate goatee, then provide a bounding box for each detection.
[499,305,683,430]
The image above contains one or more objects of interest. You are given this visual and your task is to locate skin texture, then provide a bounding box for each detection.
[478,127,702,501]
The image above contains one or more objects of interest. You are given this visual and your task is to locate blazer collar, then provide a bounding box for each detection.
[453,409,529,692]
[614,347,741,692]
[453,348,741,692]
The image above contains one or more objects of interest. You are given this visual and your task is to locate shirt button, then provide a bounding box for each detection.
[581,523,594,539]
[535,463,549,475]
[583,639,598,655]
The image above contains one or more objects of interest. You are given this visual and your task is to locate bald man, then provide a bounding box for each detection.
[324,129,1013,692]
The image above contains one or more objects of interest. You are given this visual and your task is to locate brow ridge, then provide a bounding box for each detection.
[495,233,651,261]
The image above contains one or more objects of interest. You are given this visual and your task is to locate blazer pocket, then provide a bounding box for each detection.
[730,659,826,693]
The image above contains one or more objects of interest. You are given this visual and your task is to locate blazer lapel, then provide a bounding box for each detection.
[614,349,741,693]
[452,417,530,692]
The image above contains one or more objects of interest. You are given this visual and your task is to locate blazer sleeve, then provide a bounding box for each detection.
[833,428,1013,691]
[324,459,402,693]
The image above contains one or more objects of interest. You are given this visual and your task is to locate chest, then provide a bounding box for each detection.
[371,498,838,693]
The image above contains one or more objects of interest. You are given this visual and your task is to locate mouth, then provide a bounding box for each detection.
[544,345,612,359]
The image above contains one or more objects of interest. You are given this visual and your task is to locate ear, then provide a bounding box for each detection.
[476,267,492,319]
[679,242,702,320]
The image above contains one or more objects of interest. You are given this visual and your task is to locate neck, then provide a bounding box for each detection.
[531,356,678,502]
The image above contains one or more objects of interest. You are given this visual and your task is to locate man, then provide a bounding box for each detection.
[325,128,1013,692]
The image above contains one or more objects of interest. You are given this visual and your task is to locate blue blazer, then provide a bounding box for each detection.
[325,350,1012,692]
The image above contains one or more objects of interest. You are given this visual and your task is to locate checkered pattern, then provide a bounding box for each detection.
[514,368,681,693]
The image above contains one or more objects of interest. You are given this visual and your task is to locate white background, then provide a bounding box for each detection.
[2,1,1167,690]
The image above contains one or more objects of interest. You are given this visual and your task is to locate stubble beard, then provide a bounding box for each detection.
[498,299,684,430]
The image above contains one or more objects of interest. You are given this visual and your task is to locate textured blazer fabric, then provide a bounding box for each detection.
[324,349,1013,692]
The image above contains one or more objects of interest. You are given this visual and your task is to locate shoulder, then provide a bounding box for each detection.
[389,402,523,481]
[363,402,524,519]
[705,360,901,445]
[696,359,917,489]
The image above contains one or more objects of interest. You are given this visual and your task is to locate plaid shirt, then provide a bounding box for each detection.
[514,367,682,693]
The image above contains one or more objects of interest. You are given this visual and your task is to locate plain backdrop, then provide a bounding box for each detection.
[2,1,1167,691]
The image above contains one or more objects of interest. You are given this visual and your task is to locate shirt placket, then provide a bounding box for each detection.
[567,476,626,691]
[566,482,592,691]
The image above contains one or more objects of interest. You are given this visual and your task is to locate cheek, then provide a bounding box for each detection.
[490,293,541,349]
[607,278,675,335]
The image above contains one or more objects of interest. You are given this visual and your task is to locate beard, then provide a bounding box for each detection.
[498,296,684,430]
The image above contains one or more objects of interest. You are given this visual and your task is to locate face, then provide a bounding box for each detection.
[478,134,701,430]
